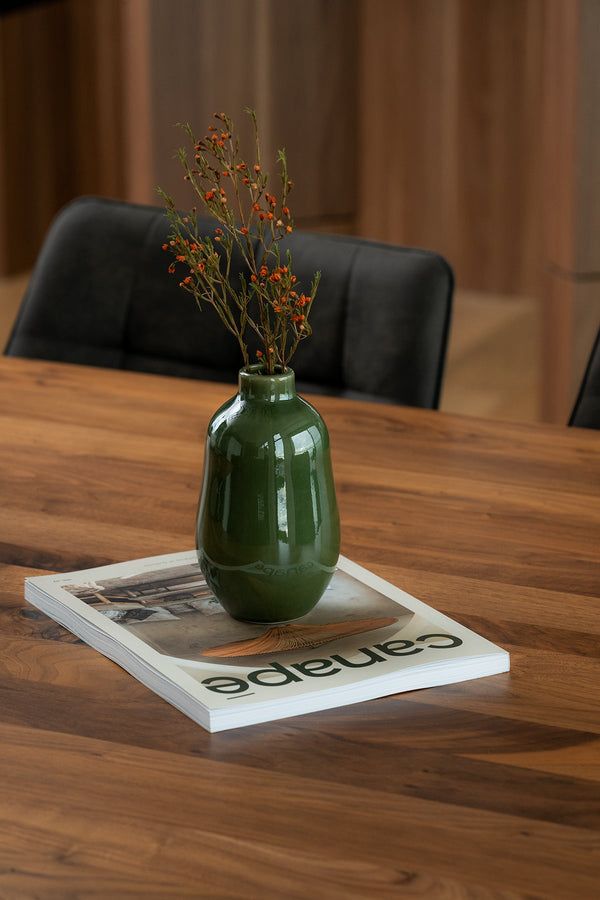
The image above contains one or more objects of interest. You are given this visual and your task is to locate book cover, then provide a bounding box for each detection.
[25,552,510,731]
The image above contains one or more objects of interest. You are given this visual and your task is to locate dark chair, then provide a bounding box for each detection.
[570,326,600,429]
[6,197,453,408]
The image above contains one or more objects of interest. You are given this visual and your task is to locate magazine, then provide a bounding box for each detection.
[25,551,509,732]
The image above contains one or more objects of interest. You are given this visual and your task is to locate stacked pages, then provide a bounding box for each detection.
[25,551,509,732]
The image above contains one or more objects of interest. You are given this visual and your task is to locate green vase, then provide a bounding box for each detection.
[196,365,340,623]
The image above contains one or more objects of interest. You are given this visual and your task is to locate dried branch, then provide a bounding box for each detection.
[158,110,319,375]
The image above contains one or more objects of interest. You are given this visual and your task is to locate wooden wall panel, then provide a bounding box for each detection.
[577,2,600,275]
[266,0,357,224]
[0,1,74,274]
[359,1,458,259]
[0,0,126,275]
[0,0,357,275]
[67,0,125,198]
[147,0,357,224]
[147,0,265,211]
[358,0,544,295]
[121,0,153,204]
[0,0,551,292]
[540,0,600,422]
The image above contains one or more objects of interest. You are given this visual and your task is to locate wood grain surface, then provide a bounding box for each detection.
[1,357,599,898]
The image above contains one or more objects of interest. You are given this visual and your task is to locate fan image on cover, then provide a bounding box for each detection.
[62,563,414,664]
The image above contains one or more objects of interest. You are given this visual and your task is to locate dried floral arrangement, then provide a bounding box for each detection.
[159,110,320,375]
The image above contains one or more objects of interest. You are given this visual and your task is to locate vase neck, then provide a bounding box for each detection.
[238,365,296,402]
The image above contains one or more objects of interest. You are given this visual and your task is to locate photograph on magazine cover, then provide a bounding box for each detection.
[61,561,414,665]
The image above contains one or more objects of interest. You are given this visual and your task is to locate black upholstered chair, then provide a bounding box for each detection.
[6,197,453,408]
[570,326,600,429]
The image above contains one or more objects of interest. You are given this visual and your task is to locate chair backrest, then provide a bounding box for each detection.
[570,326,600,429]
[6,196,453,408]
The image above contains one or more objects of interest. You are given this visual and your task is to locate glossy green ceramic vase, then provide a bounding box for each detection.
[196,365,340,623]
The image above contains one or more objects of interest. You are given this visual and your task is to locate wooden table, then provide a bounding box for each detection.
[1,357,599,898]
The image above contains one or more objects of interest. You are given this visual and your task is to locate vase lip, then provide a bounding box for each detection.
[239,363,294,380]
[238,364,296,400]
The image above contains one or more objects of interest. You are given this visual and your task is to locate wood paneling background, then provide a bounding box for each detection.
[0,1,74,274]
[0,0,125,273]
[146,0,357,223]
[0,0,545,289]
[0,0,357,273]
[359,0,544,296]
[540,0,600,422]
